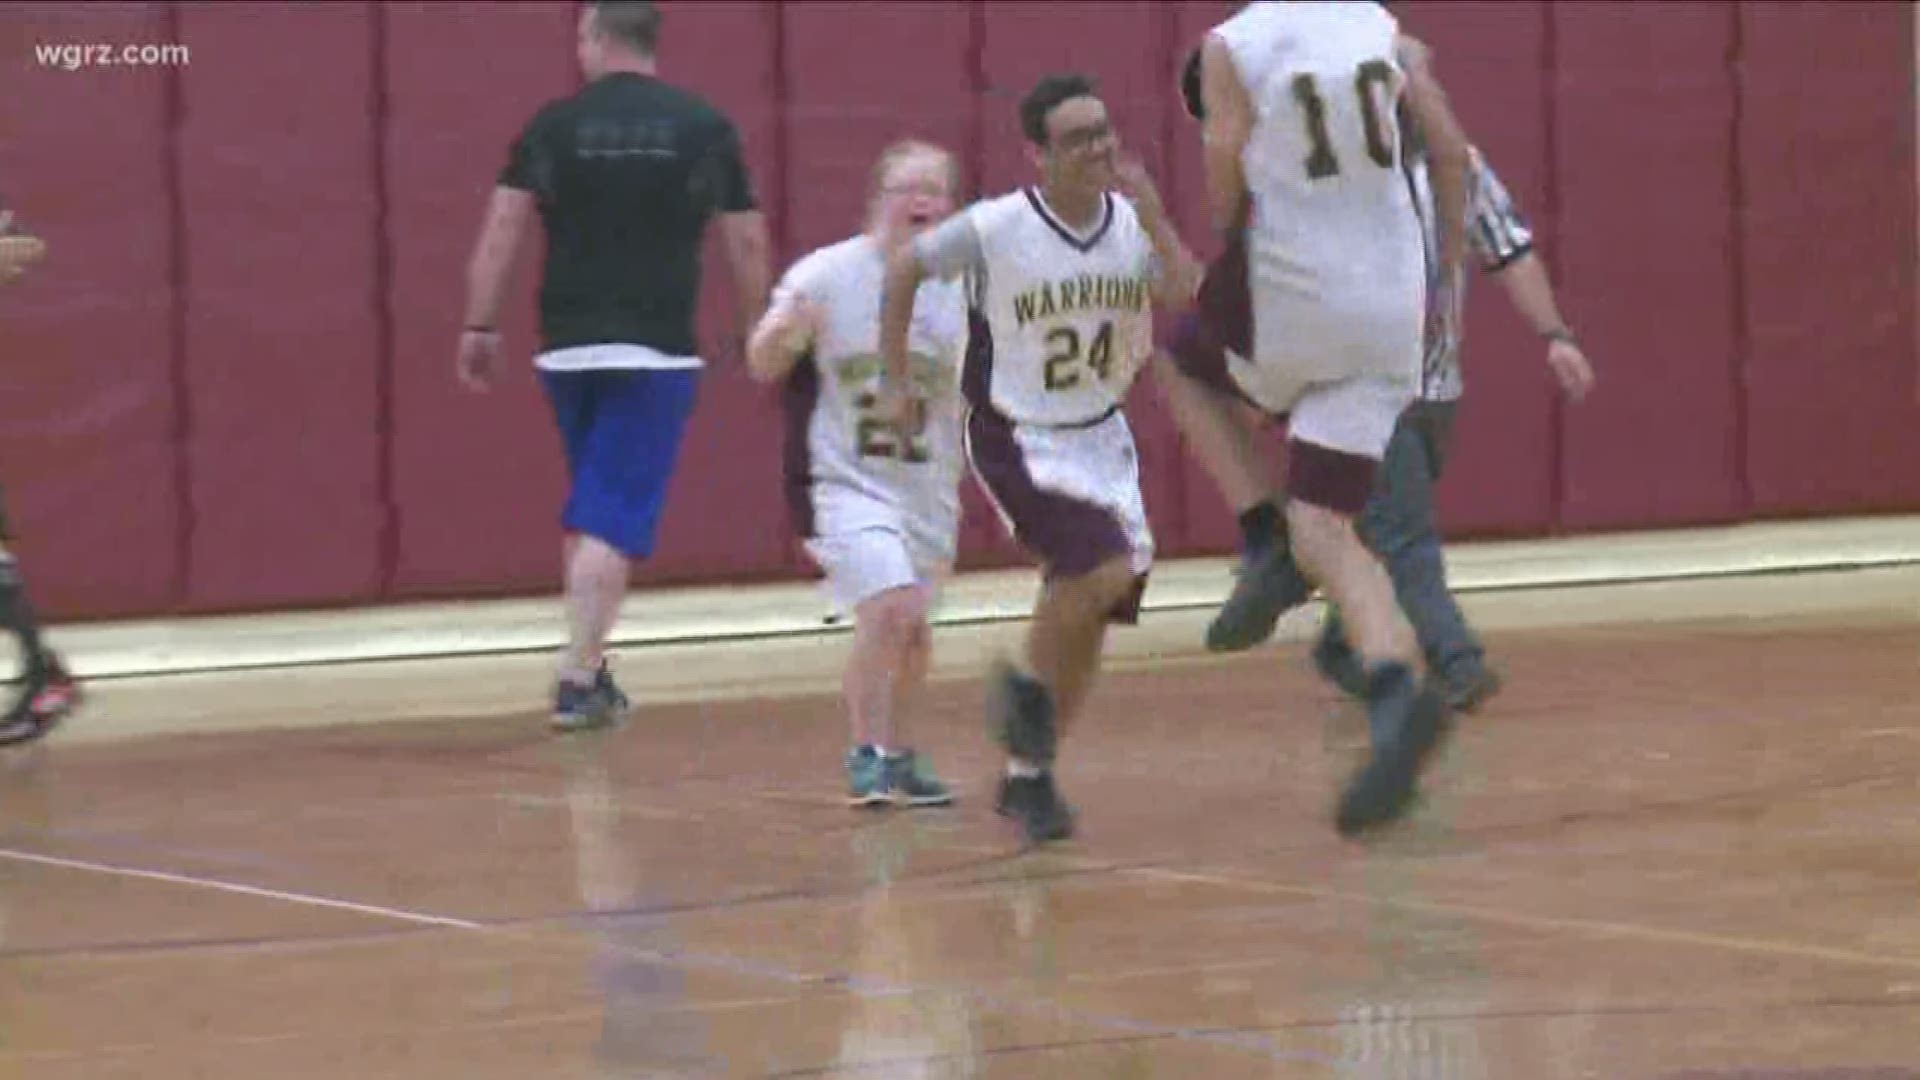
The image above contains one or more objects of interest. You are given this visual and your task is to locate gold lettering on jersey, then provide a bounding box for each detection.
[1012,274,1148,329]
[839,352,946,464]
[835,352,951,396]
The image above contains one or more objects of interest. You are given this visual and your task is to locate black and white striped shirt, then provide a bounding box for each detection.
[1407,149,1533,401]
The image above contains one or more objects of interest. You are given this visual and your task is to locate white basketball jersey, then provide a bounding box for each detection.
[1214,1,1425,371]
[777,235,969,535]
[962,190,1157,427]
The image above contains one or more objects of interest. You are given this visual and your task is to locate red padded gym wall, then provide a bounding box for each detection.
[972,1,1190,570]
[1394,1,1557,540]
[638,1,793,584]
[383,2,574,598]
[780,2,974,257]
[1552,2,1744,531]
[0,3,182,618]
[174,2,384,611]
[1739,1,1920,516]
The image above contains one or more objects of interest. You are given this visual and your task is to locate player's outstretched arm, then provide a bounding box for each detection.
[1397,35,1472,274]
[878,242,928,404]
[1198,33,1253,234]
[882,211,983,434]
[745,277,819,384]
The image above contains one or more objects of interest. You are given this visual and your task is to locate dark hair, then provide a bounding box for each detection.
[590,1,661,56]
[1180,47,1204,120]
[1019,73,1097,146]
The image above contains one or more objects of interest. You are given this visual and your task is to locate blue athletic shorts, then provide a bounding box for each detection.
[540,368,699,559]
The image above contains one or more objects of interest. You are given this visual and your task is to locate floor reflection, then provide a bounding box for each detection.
[559,734,720,1078]
[832,814,983,1078]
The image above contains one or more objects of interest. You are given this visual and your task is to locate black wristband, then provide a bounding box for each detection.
[463,325,499,335]
[1543,327,1576,345]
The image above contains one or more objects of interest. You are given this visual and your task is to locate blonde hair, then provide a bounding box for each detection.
[867,140,961,209]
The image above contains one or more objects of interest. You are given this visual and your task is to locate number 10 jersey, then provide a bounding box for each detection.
[1215,0,1425,383]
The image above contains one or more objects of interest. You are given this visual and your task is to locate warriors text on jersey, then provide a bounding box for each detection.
[916,189,1158,428]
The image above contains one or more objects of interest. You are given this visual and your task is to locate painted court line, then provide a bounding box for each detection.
[0,845,1332,1068]
[1128,865,1920,974]
[0,848,483,931]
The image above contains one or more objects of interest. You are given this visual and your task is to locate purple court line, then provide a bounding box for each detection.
[0,844,1334,1069]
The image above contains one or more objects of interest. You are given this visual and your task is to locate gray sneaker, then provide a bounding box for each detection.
[1205,543,1314,652]
[552,663,630,732]
[884,750,953,808]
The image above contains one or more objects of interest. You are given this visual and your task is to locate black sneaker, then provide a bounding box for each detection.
[996,773,1076,844]
[1442,665,1503,715]
[990,662,1057,768]
[1335,663,1451,838]
[1312,633,1368,701]
[595,661,630,712]
[1205,542,1314,652]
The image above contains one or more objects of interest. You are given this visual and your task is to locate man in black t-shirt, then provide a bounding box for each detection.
[0,196,83,746]
[457,0,770,732]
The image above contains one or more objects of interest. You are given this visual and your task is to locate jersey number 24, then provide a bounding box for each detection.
[1043,321,1116,391]
[1291,60,1397,181]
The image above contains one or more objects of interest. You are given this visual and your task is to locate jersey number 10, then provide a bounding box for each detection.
[1291,59,1397,181]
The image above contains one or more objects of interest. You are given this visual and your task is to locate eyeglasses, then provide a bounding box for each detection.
[1051,120,1112,152]
[880,180,951,199]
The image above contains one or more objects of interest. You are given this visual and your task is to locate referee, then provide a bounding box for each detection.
[457,0,770,732]
[1308,68,1597,713]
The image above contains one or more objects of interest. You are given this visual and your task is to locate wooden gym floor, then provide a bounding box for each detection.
[1,561,1918,1078]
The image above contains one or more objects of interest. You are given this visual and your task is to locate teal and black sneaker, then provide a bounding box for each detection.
[846,745,892,809]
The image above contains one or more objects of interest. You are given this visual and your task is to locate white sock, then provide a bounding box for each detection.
[1006,760,1045,779]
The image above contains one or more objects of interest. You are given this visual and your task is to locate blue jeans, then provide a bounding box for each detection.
[1319,400,1485,683]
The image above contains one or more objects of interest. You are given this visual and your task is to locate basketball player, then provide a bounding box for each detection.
[878,74,1200,843]
[457,1,770,732]
[1166,40,1597,714]
[0,200,83,747]
[1188,2,1474,836]
[747,141,967,809]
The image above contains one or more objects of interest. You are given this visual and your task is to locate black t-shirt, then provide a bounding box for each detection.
[499,73,755,356]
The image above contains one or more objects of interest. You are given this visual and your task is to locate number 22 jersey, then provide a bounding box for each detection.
[778,234,969,545]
